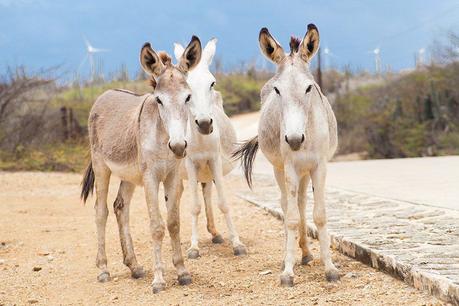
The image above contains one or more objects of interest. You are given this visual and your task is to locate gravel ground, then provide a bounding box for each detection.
[0,172,441,305]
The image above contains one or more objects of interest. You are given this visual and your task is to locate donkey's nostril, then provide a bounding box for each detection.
[195,119,199,126]
[301,134,305,143]
[285,135,289,144]
[184,140,188,149]
[209,118,213,125]
[168,142,172,151]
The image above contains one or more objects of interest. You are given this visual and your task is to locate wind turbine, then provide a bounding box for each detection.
[417,48,425,67]
[78,36,109,82]
[369,47,381,74]
[322,47,337,70]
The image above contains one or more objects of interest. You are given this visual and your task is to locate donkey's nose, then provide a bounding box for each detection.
[195,118,213,135]
[284,134,305,151]
[168,140,187,159]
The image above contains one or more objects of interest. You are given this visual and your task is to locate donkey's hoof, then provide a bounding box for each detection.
[233,245,248,256]
[131,266,145,279]
[178,273,192,286]
[325,269,340,282]
[187,249,200,259]
[280,274,294,287]
[97,271,111,283]
[211,234,224,244]
[301,254,314,265]
[152,282,166,294]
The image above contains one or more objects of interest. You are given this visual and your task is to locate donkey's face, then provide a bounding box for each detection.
[174,38,217,135]
[140,36,202,158]
[259,24,320,151]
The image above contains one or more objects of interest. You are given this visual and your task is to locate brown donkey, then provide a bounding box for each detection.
[81,36,202,293]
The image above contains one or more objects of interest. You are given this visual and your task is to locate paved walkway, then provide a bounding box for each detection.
[231,112,459,304]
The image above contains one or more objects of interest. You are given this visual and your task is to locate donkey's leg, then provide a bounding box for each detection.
[202,182,223,243]
[185,159,201,259]
[311,162,339,282]
[143,173,166,293]
[209,157,247,256]
[273,168,288,257]
[93,161,111,283]
[298,174,313,265]
[164,173,191,286]
[113,181,144,279]
[280,162,301,287]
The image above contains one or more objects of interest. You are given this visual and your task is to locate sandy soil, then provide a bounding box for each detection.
[0,172,440,305]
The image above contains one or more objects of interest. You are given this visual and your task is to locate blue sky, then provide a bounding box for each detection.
[1,0,458,79]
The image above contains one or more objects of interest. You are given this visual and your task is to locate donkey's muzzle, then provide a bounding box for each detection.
[168,140,187,159]
[285,134,305,151]
[195,118,213,135]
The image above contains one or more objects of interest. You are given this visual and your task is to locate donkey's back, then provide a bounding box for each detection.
[89,90,146,160]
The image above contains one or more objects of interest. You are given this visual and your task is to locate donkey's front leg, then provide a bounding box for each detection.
[209,156,247,256]
[164,173,192,286]
[185,158,201,259]
[280,163,301,287]
[143,173,166,293]
[311,162,339,282]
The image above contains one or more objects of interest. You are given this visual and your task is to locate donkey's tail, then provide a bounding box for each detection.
[81,161,95,204]
[232,136,259,189]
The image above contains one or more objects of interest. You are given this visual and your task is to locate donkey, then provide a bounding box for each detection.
[173,38,247,259]
[80,36,202,293]
[234,24,339,286]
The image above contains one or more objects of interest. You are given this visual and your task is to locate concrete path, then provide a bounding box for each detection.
[232,112,459,211]
[231,112,459,304]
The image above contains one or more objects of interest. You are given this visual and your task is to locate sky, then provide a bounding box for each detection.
[1,0,459,80]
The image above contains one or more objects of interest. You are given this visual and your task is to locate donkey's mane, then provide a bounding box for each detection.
[289,36,301,54]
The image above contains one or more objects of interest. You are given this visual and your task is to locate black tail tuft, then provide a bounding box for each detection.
[232,136,259,189]
[81,162,95,204]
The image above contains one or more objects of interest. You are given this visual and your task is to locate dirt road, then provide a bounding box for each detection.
[0,172,439,305]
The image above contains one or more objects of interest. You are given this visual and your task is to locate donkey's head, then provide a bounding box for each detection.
[173,38,217,135]
[259,24,320,151]
[140,36,202,158]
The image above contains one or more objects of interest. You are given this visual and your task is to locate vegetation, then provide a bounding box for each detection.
[1,33,458,171]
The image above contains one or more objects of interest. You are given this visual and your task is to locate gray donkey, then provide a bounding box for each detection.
[234,24,340,287]
[81,36,202,293]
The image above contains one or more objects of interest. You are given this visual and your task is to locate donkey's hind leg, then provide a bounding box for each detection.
[114,181,144,279]
[202,182,223,244]
[298,174,313,265]
[93,161,111,282]
[209,157,247,256]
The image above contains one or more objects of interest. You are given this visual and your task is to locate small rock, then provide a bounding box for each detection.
[27,298,38,304]
[259,270,272,275]
[344,272,357,278]
[33,266,42,272]
[0,259,5,265]
[46,255,54,262]
[112,296,118,301]
[113,277,119,282]
[37,251,50,256]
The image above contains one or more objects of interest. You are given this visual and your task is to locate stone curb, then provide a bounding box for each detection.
[236,176,459,305]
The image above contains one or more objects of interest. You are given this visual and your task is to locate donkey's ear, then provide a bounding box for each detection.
[178,36,202,72]
[299,24,320,62]
[173,43,185,62]
[259,28,285,64]
[202,38,217,66]
[140,43,164,77]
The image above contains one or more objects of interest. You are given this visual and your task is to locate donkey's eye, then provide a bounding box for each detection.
[274,87,280,95]
[185,94,191,103]
[210,81,216,89]
[306,85,313,94]
[156,97,163,105]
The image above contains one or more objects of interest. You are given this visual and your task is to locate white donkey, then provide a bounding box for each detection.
[81,36,202,293]
[173,38,247,259]
[234,24,340,286]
